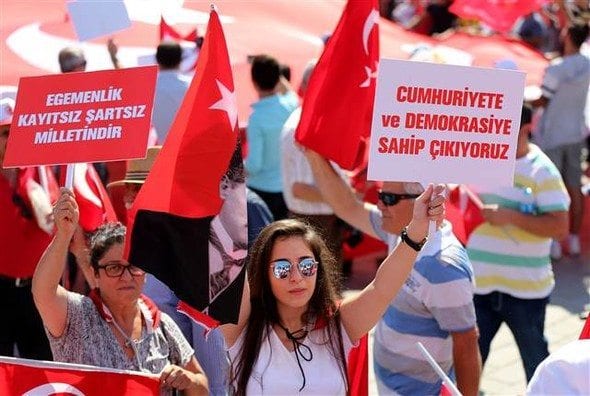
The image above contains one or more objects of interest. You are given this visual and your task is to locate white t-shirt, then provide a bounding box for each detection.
[228,323,355,395]
[526,339,590,395]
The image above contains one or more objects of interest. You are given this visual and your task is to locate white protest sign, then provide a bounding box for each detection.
[368,59,525,187]
[67,0,131,42]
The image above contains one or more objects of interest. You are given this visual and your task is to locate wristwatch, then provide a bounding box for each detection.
[401,226,427,252]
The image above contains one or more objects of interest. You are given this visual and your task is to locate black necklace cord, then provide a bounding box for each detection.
[278,324,313,392]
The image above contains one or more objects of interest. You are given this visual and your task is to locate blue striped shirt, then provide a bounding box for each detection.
[370,212,476,395]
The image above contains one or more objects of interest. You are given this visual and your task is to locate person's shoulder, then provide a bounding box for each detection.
[278,91,300,109]
[158,311,185,339]
[282,106,302,132]
[415,244,472,284]
[528,144,565,178]
[69,290,92,307]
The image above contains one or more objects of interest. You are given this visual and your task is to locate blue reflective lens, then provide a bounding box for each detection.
[271,258,318,279]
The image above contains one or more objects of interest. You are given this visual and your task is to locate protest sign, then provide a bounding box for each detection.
[367,59,525,187]
[3,66,157,168]
[67,0,131,42]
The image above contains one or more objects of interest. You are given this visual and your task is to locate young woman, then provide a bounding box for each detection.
[221,184,446,395]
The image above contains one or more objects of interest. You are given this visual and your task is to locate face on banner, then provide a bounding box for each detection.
[209,153,247,302]
[367,59,525,188]
[219,177,247,249]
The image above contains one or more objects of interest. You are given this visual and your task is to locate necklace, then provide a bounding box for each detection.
[110,316,138,349]
[277,322,313,392]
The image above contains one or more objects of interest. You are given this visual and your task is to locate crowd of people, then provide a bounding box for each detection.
[1,3,590,395]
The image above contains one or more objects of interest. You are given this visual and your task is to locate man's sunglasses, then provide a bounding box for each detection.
[271,257,318,280]
[98,262,145,278]
[378,191,420,206]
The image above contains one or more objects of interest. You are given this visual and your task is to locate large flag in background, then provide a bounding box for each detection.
[127,8,245,329]
[0,357,159,395]
[295,0,379,171]
[450,0,549,34]
[60,163,118,232]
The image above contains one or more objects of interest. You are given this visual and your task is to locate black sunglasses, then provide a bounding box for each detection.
[378,191,420,206]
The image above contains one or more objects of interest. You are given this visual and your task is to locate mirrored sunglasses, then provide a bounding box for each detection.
[271,258,318,280]
[98,263,145,278]
[378,191,420,206]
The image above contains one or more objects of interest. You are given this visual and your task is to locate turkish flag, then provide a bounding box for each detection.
[440,382,453,396]
[295,0,379,171]
[450,0,549,34]
[347,334,369,396]
[159,16,198,43]
[0,357,160,395]
[446,185,485,246]
[60,164,118,232]
[127,8,245,328]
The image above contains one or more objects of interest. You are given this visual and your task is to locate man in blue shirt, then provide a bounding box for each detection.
[245,54,299,220]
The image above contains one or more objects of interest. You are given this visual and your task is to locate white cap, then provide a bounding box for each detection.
[0,97,15,126]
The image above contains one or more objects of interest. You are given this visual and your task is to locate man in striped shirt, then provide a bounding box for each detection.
[306,151,481,396]
[466,105,570,382]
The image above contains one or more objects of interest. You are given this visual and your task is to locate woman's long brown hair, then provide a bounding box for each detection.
[232,219,349,395]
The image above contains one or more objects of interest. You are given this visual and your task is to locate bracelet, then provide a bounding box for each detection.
[400,226,427,252]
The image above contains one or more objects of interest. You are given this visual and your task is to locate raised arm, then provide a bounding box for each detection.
[481,206,569,240]
[339,184,446,342]
[219,273,251,348]
[305,149,379,238]
[107,38,121,69]
[32,188,79,337]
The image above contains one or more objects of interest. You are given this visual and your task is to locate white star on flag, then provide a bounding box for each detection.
[209,79,238,129]
[359,61,378,88]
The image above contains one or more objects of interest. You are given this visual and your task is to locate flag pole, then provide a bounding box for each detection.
[38,166,48,193]
[65,163,75,190]
[416,342,462,396]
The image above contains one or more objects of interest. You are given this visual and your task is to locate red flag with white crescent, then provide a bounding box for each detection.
[0,357,160,395]
[60,163,118,232]
[295,0,379,171]
[127,8,246,328]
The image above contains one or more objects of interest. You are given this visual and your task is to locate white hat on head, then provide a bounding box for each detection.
[0,97,15,126]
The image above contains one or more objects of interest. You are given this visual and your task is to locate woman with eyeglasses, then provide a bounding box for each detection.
[32,188,208,395]
[221,184,446,395]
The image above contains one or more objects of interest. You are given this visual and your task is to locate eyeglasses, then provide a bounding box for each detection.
[378,191,420,206]
[97,262,145,278]
[271,258,318,280]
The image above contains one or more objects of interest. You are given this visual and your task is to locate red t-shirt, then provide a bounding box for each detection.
[0,170,53,278]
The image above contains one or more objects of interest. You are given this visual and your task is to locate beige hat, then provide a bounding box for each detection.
[0,97,15,126]
[107,146,161,189]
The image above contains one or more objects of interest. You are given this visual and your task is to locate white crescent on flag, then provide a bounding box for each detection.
[23,382,85,396]
[362,8,379,55]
